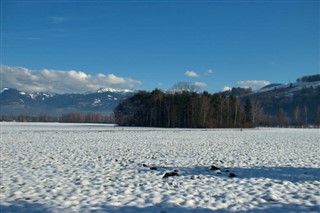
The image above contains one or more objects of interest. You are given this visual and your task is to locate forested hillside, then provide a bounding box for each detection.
[114,75,320,128]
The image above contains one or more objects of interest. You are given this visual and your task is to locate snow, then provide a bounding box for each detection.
[42,93,55,98]
[0,88,9,93]
[92,98,101,106]
[96,88,134,94]
[257,81,320,94]
[0,123,319,213]
[28,93,37,100]
[29,92,55,100]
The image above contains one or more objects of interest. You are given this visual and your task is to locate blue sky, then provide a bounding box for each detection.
[1,0,319,93]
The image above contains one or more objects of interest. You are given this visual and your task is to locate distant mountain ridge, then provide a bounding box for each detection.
[256,81,320,95]
[1,74,320,125]
[220,78,320,97]
[0,88,134,116]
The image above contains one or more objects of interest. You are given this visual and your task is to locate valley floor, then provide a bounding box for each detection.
[0,122,319,212]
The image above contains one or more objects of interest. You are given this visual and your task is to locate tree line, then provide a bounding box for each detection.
[114,87,320,128]
[114,89,260,128]
[297,74,320,83]
[0,112,115,123]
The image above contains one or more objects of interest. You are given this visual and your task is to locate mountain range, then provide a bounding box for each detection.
[0,88,133,116]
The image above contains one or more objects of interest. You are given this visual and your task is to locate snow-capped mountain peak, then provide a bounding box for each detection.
[96,88,134,93]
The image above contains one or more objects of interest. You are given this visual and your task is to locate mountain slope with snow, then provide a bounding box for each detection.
[245,80,320,124]
[0,88,134,116]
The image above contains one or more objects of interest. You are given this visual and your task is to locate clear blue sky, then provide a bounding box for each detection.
[1,0,319,93]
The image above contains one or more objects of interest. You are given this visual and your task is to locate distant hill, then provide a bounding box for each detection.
[212,74,320,126]
[244,80,320,126]
[0,88,133,116]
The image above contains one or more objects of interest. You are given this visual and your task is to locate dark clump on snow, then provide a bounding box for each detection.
[141,160,237,179]
[162,171,179,179]
[142,163,157,170]
[209,165,220,170]
[209,161,237,178]
[229,173,236,178]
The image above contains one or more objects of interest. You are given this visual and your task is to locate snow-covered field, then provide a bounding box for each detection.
[0,122,319,213]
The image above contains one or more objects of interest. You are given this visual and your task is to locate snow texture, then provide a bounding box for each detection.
[0,123,319,213]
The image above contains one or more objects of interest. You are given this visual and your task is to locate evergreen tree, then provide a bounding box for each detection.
[244,99,253,125]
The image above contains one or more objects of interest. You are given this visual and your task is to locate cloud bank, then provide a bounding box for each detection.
[0,65,142,94]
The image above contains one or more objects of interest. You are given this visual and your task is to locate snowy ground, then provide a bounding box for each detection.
[0,122,319,213]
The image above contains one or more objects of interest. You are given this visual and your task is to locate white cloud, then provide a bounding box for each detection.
[68,70,90,81]
[222,86,232,92]
[193,81,207,87]
[237,80,270,90]
[185,70,199,78]
[204,69,213,76]
[0,65,142,94]
[106,74,126,84]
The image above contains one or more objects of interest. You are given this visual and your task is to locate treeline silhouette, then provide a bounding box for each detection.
[297,74,320,83]
[114,88,320,128]
[114,89,259,128]
[0,112,115,123]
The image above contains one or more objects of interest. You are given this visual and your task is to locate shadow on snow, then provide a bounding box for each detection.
[1,200,319,213]
[155,165,320,183]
